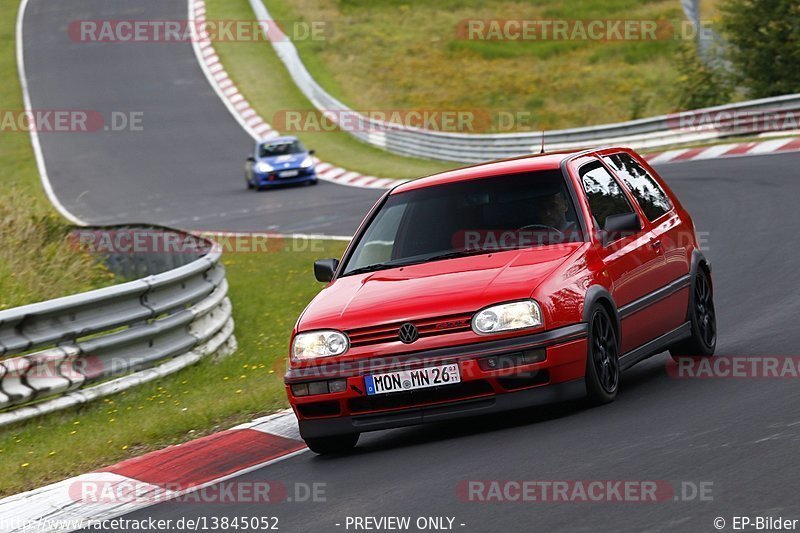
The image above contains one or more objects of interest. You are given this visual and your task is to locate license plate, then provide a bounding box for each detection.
[279,170,299,178]
[364,364,461,395]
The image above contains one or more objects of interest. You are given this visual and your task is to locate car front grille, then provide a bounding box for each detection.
[345,313,473,348]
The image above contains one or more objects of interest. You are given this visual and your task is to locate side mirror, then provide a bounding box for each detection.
[603,212,640,245]
[308,149,315,155]
[246,156,255,162]
[314,258,339,282]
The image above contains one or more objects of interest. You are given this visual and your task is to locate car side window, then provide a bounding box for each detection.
[579,162,636,231]
[603,153,672,221]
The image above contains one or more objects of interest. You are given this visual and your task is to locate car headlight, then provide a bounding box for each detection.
[255,161,273,173]
[300,156,314,169]
[292,330,349,361]
[471,300,542,334]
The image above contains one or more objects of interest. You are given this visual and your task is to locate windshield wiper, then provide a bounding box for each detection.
[343,249,495,276]
[343,263,398,276]
[422,248,497,262]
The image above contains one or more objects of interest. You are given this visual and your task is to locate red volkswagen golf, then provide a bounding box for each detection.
[286,147,716,454]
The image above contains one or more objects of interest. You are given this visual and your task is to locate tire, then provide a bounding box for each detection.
[670,268,716,359]
[245,167,254,189]
[304,433,359,455]
[585,305,620,405]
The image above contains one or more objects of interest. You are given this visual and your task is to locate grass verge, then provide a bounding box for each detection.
[205,0,454,179]
[0,194,115,309]
[260,0,698,131]
[0,238,346,495]
[0,0,41,201]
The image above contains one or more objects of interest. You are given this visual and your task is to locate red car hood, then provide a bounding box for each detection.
[298,243,582,331]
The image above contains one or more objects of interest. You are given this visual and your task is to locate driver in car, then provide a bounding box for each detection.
[533,192,578,229]
[530,192,580,242]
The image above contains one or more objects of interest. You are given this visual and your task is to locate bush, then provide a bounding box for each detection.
[720,0,800,98]
[674,42,734,110]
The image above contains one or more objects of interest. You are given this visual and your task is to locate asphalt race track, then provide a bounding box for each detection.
[22,1,800,532]
[22,0,382,235]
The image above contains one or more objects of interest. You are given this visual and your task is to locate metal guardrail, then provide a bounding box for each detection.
[0,226,235,427]
[249,0,800,163]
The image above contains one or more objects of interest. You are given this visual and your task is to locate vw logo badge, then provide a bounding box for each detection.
[398,322,419,344]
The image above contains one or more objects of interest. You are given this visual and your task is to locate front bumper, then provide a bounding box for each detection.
[298,378,586,439]
[253,167,317,186]
[285,324,589,439]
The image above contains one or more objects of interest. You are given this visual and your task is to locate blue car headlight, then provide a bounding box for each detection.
[300,156,314,169]
[255,161,273,174]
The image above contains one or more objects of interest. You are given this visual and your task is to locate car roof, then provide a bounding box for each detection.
[391,148,602,194]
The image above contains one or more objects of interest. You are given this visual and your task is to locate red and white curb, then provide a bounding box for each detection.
[189,0,402,190]
[0,410,305,533]
[642,136,800,165]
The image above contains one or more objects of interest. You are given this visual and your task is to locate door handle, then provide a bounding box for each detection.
[651,240,662,250]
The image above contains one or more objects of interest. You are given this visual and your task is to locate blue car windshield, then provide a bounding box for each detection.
[259,140,306,158]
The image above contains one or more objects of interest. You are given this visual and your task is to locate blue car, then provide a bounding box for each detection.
[245,136,318,190]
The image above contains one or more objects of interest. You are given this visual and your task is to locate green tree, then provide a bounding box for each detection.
[720,0,800,97]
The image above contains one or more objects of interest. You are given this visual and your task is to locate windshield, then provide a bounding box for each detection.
[341,170,584,276]
[258,140,306,158]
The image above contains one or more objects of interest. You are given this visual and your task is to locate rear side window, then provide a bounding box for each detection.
[603,153,672,221]
[579,162,635,229]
